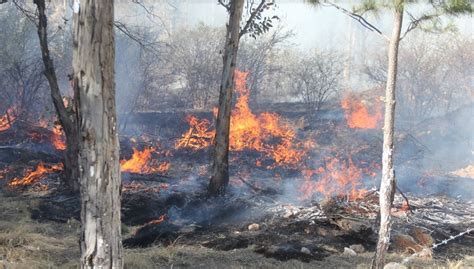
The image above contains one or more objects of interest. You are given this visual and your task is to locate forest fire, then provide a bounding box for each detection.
[176,70,314,168]
[341,94,382,129]
[300,156,377,200]
[51,124,66,150]
[175,115,214,150]
[120,147,170,174]
[0,106,17,132]
[8,162,63,187]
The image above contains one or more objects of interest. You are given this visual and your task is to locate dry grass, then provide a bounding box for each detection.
[0,192,79,268]
[0,191,472,268]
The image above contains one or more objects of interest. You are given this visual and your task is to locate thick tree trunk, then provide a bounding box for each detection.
[34,0,79,193]
[73,0,123,268]
[371,1,404,269]
[208,0,245,196]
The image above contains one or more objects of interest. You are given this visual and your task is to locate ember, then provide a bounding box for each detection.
[8,162,63,187]
[120,147,170,174]
[341,93,382,129]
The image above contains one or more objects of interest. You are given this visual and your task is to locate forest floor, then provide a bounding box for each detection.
[1,190,473,269]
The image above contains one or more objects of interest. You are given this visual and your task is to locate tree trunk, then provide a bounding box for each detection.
[371,1,404,269]
[34,0,80,193]
[73,0,123,268]
[208,0,245,196]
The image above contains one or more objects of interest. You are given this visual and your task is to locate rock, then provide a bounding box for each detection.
[248,223,260,231]
[342,247,357,256]
[349,244,365,253]
[301,247,311,255]
[383,262,408,269]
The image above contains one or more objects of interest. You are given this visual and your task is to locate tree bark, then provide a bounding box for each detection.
[73,0,123,268]
[372,1,404,268]
[34,0,80,193]
[208,0,245,196]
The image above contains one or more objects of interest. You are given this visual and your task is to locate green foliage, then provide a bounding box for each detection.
[436,0,473,14]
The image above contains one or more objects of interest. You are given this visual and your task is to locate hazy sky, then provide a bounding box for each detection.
[165,0,473,50]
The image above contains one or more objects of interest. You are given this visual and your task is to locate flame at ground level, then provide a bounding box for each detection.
[52,124,66,150]
[341,93,382,129]
[300,156,377,201]
[8,163,63,187]
[120,147,170,174]
[176,70,314,168]
[0,106,18,132]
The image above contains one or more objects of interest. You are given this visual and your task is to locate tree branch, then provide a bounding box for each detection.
[323,1,390,42]
[240,0,266,38]
[400,11,440,41]
[218,0,231,12]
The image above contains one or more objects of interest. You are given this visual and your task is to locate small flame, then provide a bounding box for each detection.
[120,147,170,174]
[341,93,382,129]
[148,214,166,225]
[8,162,63,187]
[0,106,17,132]
[52,124,67,150]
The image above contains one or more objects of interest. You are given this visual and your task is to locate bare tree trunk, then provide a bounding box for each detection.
[34,0,80,193]
[372,1,404,268]
[208,0,245,196]
[73,0,123,268]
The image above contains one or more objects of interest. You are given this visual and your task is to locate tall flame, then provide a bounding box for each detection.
[120,147,170,174]
[8,162,63,187]
[176,70,313,168]
[341,93,382,129]
[0,106,17,132]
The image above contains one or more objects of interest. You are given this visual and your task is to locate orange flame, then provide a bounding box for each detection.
[341,93,382,129]
[176,70,314,168]
[52,124,67,150]
[120,147,170,174]
[300,156,373,201]
[175,115,214,150]
[147,214,166,225]
[8,162,63,187]
[0,106,17,132]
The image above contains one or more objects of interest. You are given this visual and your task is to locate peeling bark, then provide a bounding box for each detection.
[372,1,404,268]
[73,0,123,268]
[209,0,245,196]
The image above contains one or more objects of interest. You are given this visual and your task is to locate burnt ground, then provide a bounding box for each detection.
[0,103,473,268]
